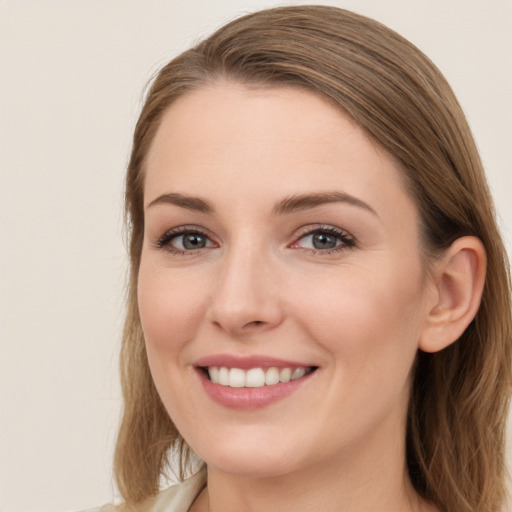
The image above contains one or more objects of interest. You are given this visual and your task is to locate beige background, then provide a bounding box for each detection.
[1,1,511,510]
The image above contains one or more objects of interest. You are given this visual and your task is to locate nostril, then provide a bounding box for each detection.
[245,320,264,328]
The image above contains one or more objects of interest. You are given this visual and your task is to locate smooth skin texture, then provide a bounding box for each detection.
[138,83,485,512]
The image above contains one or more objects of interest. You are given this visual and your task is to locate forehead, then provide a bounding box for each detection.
[144,82,416,225]
[148,82,369,155]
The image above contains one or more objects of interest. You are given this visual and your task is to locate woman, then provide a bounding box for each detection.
[107,5,511,512]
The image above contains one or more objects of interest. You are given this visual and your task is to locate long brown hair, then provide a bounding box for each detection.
[114,6,512,511]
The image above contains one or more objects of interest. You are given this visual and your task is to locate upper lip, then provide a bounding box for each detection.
[194,353,315,370]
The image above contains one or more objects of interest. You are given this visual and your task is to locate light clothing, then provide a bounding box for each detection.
[85,471,206,512]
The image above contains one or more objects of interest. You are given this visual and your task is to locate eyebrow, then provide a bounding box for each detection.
[146,193,214,213]
[272,191,378,217]
[146,191,377,217]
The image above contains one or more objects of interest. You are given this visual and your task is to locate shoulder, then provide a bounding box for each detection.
[151,471,206,511]
[80,471,206,512]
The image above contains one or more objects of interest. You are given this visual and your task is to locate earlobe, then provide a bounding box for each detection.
[419,236,487,353]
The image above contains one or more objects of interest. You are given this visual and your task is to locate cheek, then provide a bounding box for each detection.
[295,262,425,376]
[137,262,211,424]
[137,263,208,357]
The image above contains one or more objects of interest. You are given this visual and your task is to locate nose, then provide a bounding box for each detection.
[206,245,284,337]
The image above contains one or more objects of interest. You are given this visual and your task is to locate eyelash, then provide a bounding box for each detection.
[154,226,216,255]
[154,224,356,256]
[291,225,356,254]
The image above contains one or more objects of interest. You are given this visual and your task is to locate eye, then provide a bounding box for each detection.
[173,232,211,250]
[291,225,355,253]
[154,227,216,254]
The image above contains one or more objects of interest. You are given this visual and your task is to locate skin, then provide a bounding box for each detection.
[138,82,444,511]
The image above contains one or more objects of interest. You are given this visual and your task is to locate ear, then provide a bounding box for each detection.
[419,236,487,353]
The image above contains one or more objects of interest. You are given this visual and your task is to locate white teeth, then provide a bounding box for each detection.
[229,368,245,388]
[206,366,312,388]
[265,367,280,386]
[246,368,265,387]
[218,367,229,386]
[291,367,306,381]
[279,367,292,383]
[209,366,220,384]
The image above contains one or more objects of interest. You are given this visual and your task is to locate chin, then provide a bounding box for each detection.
[187,431,309,478]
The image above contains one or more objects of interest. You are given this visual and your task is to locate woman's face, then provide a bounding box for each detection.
[138,83,434,478]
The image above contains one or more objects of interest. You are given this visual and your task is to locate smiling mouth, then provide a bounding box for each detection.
[201,366,317,388]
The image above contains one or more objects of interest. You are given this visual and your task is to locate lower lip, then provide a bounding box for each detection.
[197,369,315,409]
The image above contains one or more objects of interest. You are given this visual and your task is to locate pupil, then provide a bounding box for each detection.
[313,232,337,249]
[183,234,206,249]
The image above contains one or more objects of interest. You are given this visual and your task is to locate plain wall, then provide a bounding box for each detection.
[1,1,511,510]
